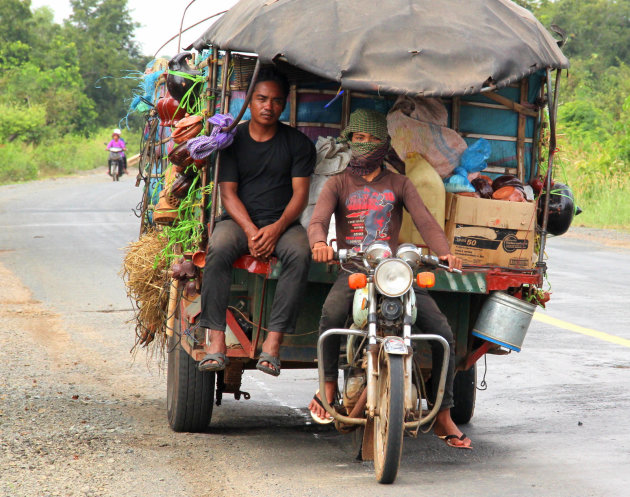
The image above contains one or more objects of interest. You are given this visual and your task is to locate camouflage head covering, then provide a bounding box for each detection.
[340,109,390,176]
[339,108,389,143]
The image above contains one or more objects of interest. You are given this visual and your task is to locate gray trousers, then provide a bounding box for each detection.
[199,219,311,334]
[319,272,456,409]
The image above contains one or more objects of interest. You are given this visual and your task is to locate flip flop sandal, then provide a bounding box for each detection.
[309,390,334,425]
[198,352,229,372]
[256,352,281,377]
[440,433,473,450]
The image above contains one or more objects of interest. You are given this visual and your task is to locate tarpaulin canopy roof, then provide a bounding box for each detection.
[192,0,569,97]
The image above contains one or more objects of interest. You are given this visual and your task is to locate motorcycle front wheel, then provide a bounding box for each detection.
[373,353,405,484]
[110,162,119,181]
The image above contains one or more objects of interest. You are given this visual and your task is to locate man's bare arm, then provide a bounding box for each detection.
[219,181,260,256]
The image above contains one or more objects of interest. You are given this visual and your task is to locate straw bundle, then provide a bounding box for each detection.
[121,230,170,355]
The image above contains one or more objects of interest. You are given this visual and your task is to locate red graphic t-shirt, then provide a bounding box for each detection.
[308,168,450,255]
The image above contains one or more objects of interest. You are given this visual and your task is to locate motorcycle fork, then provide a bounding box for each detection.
[402,292,414,412]
[365,280,378,417]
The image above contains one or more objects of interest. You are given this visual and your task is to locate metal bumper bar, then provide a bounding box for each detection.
[404,334,449,430]
[316,329,450,428]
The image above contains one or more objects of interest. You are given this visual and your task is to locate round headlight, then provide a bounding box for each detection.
[365,241,392,267]
[396,243,422,270]
[374,259,413,297]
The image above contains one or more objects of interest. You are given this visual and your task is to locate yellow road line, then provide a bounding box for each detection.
[533,313,630,348]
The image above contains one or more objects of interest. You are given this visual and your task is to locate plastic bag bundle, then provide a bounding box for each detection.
[443,138,491,193]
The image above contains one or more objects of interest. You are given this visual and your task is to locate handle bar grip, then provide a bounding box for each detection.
[420,254,462,273]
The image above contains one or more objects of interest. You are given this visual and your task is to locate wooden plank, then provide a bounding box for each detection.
[460,132,533,143]
[516,79,528,181]
[460,100,519,111]
[280,121,342,129]
[451,97,460,132]
[484,166,518,174]
[289,83,297,127]
[483,91,538,118]
[294,88,389,100]
[126,153,140,168]
[341,90,351,130]
[295,88,338,95]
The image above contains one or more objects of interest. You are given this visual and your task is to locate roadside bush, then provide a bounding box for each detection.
[0,142,38,183]
[35,134,105,175]
[0,127,143,185]
[0,103,47,143]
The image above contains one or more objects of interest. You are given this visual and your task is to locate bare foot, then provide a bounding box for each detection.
[259,331,283,373]
[201,329,227,366]
[308,380,337,420]
[433,408,472,448]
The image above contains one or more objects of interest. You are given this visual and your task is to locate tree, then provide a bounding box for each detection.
[0,0,34,65]
[64,0,145,126]
[534,0,629,69]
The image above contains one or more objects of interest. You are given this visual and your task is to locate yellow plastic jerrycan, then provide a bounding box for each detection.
[398,153,445,251]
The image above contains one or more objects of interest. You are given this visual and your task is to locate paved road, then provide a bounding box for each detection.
[1,171,629,496]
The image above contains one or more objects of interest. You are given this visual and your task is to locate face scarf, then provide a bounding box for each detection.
[347,140,389,176]
[339,108,391,176]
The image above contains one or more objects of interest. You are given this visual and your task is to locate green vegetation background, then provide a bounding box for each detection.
[1,0,628,229]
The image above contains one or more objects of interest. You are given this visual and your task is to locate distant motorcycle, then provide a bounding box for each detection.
[108,147,124,181]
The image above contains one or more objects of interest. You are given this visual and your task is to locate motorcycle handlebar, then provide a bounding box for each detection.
[333,248,462,274]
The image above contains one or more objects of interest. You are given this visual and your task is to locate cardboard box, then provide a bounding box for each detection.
[444,193,537,268]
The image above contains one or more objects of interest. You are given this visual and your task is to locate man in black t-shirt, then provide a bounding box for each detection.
[198,67,316,376]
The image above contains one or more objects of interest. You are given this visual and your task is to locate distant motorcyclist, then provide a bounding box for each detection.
[106,128,127,174]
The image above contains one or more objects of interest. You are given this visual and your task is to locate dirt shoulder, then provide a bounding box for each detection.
[0,262,237,497]
[562,226,630,249]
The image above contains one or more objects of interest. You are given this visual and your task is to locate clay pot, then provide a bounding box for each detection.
[180,256,196,279]
[471,177,493,199]
[536,182,576,236]
[183,280,198,298]
[167,52,202,102]
[153,191,178,225]
[171,114,203,144]
[168,142,194,167]
[492,186,526,202]
[192,251,206,268]
[156,93,186,126]
[492,174,524,192]
[169,174,194,198]
[171,262,184,279]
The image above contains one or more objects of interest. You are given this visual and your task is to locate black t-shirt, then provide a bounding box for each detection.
[219,122,316,225]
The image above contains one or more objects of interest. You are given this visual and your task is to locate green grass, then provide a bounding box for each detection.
[554,133,630,232]
[0,128,142,185]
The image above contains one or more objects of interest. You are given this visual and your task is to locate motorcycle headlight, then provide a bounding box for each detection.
[396,243,422,270]
[374,259,413,297]
[365,241,392,267]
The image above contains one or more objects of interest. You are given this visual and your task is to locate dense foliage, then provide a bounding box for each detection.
[0,0,146,183]
[518,0,630,228]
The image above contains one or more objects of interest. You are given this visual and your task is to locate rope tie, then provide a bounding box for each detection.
[187,114,236,159]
